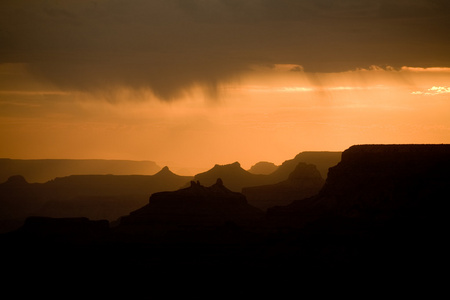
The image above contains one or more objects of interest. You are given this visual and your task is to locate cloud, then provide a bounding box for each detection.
[412,86,450,96]
[1,0,449,100]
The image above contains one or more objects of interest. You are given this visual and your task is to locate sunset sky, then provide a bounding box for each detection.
[1,0,449,174]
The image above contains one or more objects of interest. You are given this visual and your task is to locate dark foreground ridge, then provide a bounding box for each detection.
[267,144,450,225]
[1,144,449,276]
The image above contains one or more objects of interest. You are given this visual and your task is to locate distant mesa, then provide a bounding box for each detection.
[212,161,242,170]
[0,167,193,233]
[247,161,279,175]
[0,158,161,183]
[4,175,28,186]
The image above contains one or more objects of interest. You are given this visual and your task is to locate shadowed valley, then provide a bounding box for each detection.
[1,146,447,273]
[0,151,339,232]
[0,166,193,233]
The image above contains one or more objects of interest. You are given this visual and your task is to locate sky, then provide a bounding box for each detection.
[1,0,449,174]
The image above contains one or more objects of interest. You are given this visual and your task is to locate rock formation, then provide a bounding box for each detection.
[242,162,325,211]
[119,178,263,232]
[0,167,193,233]
[2,144,448,273]
[267,144,450,226]
[268,151,341,181]
[193,162,273,192]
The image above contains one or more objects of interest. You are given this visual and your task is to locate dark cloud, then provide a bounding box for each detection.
[1,0,449,100]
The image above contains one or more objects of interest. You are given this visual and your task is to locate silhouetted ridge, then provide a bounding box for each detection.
[2,144,448,272]
[119,178,263,231]
[0,169,193,233]
[211,161,242,172]
[153,166,176,177]
[288,163,322,180]
[0,158,161,183]
[341,144,450,164]
[267,144,450,226]
[192,154,341,193]
[248,161,278,175]
[270,151,341,181]
[243,163,325,211]
[158,165,171,172]
[4,175,28,186]
[193,162,273,192]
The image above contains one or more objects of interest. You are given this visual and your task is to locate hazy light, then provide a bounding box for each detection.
[412,86,450,95]
[1,63,449,172]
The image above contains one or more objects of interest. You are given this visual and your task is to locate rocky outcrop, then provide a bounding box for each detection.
[242,163,325,211]
[260,144,450,270]
[193,162,273,192]
[267,144,450,227]
[119,178,263,232]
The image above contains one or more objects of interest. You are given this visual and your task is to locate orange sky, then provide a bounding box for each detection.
[1,63,449,174]
[1,1,449,175]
